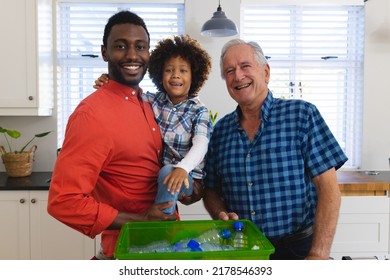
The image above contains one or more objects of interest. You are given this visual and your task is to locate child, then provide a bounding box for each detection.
[95,35,212,214]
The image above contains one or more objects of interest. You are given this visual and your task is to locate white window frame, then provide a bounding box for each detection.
[56,1,185,148]
[241,2,365,168]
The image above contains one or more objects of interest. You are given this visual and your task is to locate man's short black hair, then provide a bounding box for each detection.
[102,10,150,47]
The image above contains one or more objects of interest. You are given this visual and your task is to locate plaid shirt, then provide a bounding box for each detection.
[205,91,348,238]
[144,91,212,179]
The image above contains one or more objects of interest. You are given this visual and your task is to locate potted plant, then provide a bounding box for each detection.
[0,127,51,177]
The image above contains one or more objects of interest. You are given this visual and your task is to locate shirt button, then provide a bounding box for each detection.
[152,127,156,132]
[251,211,256,215]
[125,96,129,100]
[172,108,177,111]
[246,154,251,158]
[248,182,253,187]
[131,91,136,95]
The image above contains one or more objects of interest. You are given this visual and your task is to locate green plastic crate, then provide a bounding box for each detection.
[114,219,275,260]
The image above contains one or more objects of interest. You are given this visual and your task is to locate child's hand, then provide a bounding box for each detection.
[163,167,189,195]
[93,73,109,89]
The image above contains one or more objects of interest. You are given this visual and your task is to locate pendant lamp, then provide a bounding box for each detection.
[200,0,238,37]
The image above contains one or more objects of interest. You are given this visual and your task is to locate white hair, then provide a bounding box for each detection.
[220,39,268,79]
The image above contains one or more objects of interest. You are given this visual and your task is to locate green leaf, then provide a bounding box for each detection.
[35,131,51,138]
[210,111,218,125]
[0,127,21,139]
[19,131,52,153]
[1,127,51,153]
[6,129,21,139]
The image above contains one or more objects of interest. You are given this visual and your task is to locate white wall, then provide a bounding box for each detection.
[361,0,390,170]
[0,0,389,172]
[184,0,238,118]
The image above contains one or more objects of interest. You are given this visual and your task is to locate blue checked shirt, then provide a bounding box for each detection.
[205,91,348,238]
[144,91,213,179]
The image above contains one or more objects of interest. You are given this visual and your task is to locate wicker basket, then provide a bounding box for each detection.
[0,145,37,177]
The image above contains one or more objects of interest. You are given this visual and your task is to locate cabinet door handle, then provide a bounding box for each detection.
[20,199,25,204]
[31,199,36,204]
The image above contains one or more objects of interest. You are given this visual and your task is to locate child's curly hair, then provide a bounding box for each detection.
[148,35,212,98]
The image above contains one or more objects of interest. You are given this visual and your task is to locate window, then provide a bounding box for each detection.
[241,3,365,168]
[56,1,185,147]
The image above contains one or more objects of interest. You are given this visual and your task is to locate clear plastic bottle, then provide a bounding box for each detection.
[187,240,235,252]
[229,221,249,249]
[128,240,173,253]
[187,240,203,252]
[195,228,231,244]
[150,240,174,253]
[201,242,235,251]
[172,238,192,252]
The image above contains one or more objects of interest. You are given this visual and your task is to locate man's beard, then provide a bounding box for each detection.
[110,64,148,88]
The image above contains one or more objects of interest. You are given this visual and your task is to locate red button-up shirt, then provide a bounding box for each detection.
[48,81,162,257]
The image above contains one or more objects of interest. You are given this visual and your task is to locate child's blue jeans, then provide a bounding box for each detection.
[155,164,194,214]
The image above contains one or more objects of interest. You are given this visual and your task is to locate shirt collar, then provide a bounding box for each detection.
[261,90,274,123]
[103,80,143,101]
[234,90,274,123]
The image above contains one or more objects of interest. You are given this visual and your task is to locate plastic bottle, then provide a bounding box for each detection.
[201,242,235,251]
[149,240,174,253]
[128,240,173,253]
[187,240,203,252]
[230,221,249,249]
[187,240,235,252]
[172,238,193,252]
[195,228,231,244]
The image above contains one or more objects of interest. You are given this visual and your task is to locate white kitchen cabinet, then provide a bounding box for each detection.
[0,0,53,116]
[330,196,390,260]
[0,191,95,260]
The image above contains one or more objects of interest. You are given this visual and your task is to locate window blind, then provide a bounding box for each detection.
[56,1,185,147]
[241,4,365,168]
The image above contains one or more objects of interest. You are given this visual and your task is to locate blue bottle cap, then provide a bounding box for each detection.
[220,229,231,239]
[187,239,202,252]
[233,221,244,231]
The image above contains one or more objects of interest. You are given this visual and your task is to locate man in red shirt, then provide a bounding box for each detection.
[47,11,202,259]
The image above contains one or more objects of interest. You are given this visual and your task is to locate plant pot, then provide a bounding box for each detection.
[0,145,37,177]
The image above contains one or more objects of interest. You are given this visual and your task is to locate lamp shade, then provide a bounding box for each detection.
[200,4,238,37]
